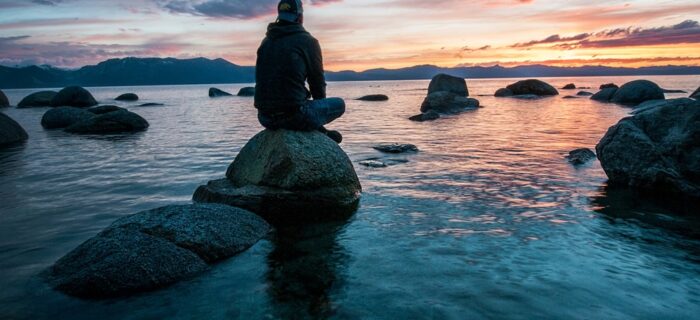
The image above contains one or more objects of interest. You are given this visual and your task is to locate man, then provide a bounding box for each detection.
[255,0,345,143]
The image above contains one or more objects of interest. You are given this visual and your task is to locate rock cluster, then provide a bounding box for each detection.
[596,98,700,201]
[194,129,362,223]
[0,113,28,147]
[50,86,98,108]
[409,74,479,121]
[591,80,665,105]
[42,106,148,133]
[43,204,270,299]
[18,91,58,108]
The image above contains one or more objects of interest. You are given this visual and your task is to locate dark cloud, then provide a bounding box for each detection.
[511,20,700,50]
[159,0,343,19]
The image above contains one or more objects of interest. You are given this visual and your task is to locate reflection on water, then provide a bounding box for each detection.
[1,75,700,319]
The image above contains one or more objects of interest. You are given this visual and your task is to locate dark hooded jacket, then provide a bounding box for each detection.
[254,22,326,113]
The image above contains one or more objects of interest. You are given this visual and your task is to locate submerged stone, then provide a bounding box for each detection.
[115,93,139,101]
[566,148,596,165]
[18,91,57,108]
[65,109,149,134]
[357,94,389,101]
[373,143,419,153]
[0,113,28,147]
[409,111,440,122]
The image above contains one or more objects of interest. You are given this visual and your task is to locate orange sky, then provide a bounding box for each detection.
[1,0,699,70]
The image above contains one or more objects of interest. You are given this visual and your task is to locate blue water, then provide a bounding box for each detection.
[1,76,699,319]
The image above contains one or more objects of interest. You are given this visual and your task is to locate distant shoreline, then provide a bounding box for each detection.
[1,57,698,90]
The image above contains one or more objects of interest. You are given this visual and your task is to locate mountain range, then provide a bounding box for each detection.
[1,57,699,89]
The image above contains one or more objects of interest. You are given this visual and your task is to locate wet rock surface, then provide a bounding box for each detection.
[43,204,270,299]
[0,113,28,147]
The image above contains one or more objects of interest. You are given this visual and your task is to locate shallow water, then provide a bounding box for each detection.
[1,76,700,319]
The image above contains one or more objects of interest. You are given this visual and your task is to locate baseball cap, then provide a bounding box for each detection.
[278,0,303,22]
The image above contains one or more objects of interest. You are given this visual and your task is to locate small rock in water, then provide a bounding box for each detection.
[18,91,58,108]
[662,89,687,94]
[610,80,665,105]
[563,95,579,99]
[237,87,255,97]
[494,88,514,97]
[591,88,618,102]
[566,148,596,165]
[0,113,28,147]
[50,86,98,108]
[409,111,440,122]
[373,143,419,153]
[41,107,94,129]
[138,103,165,107]
[506,79,559,96]
[421,92,479,113]
[209,87,232,97]
[43,204,270,299]
[0,89,8,107]
[577,91,594,96]
[357,94,389,101]
[359,160,388,168]
[115,93,139,101]
[600,83,618,90]
[562,83,576,90]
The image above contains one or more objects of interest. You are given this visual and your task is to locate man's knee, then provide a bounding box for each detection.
[329,97,345,116]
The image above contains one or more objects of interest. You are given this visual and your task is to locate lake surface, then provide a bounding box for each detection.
[1,76,700,319]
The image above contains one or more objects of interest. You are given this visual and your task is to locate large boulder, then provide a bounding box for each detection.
[50,86,98,108]
[420,91,479,114]
[18,91,57,108]
[610,80,665,105]
[43,204,270,299]
[209,88,232,97]
[691,87,699,99]
[0,113,28,146]
[115,93,139,101]
[65,109,149,134]
[1,89,10,107]
[591,88,618,102]
[596,98,700,201]
[237,87,255,97]
[41,107,94,129]
[193,130,362,223]
[506,79,559,96]
[428,74,468,96]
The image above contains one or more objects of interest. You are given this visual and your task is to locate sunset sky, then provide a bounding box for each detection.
[1,0,700,71]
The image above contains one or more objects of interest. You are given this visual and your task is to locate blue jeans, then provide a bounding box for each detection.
[258,98,345,131]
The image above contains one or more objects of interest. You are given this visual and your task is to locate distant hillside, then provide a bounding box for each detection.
[1,57,698,89]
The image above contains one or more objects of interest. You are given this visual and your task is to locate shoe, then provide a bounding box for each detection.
[326,130,343,144]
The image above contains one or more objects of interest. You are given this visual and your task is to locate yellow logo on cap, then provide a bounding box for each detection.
[279,3,292,11]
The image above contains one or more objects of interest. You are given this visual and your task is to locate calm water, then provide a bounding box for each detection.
[1,76,700,319]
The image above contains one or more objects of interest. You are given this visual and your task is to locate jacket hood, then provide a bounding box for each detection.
[266,22,308,39]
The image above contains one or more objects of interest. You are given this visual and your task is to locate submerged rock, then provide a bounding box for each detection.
[209,88,232,97]
[506,79,559,96]
[0,89,8,107]
[50,86,98,108]
[65,109,149,134]
[420,92,479,113]
[373,143,419,153]
[41,107,94,129]
[577,91,594,96]
[409,111,440,122]
[428,74,468,96]
[115,93,139,101]
[600,83,618,90]
[512,94,543,100]
[357,94,389,101]
[591,88,618,102]
[359,158,409,168]
[237,87,255,97]
[0,113,28,147]
[562,83,576,90]
[494,88,514,97]
[563,95,579,99]
[43,204,270,299]
[610,80,665,105]
[87,105,125,115]
[691,87,699,99]
[194,130,362,223]
[596,98,700,201]
[138,103,164,107]
[18,91,57,108]
[566,148,596,165]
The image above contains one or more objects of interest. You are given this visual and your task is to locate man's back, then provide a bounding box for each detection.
[255,21,326,113]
